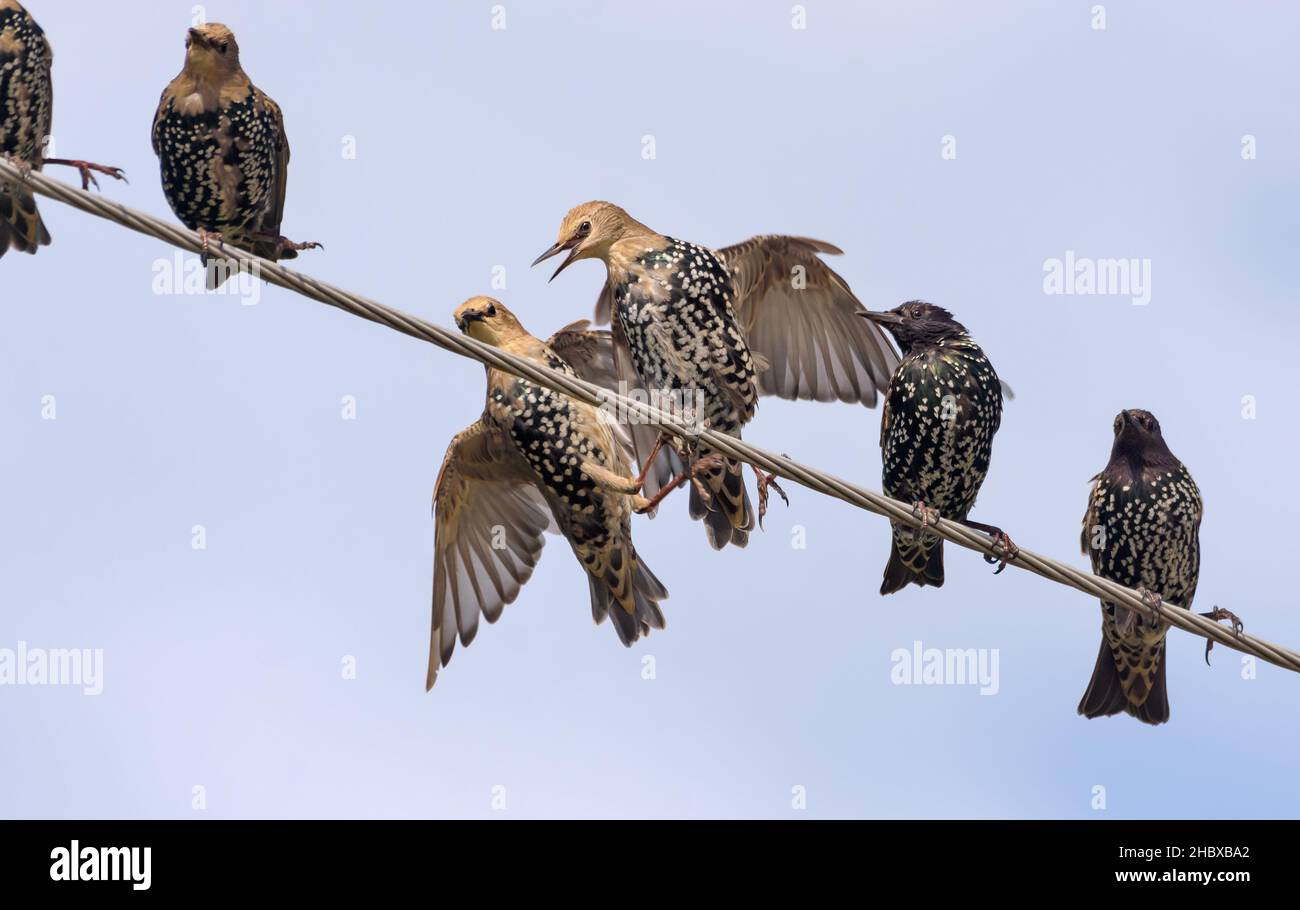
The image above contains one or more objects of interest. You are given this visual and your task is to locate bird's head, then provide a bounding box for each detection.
[1109,408,1179,468]
[453,296,527,347]
[860,301,968,353]
[532,201,642,280]
[184,23,241,77]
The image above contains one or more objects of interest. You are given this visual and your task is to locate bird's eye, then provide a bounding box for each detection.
[486,304,497,317]
[579,221,592,234]
[219,42,229,54]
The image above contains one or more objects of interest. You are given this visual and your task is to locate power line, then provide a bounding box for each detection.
[5,157,1297,676]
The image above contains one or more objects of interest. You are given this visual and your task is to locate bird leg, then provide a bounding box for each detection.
[910,500,940,530]
[632,454,726,516]
[197,227,224,264]
[957,518,1019,575]
[42,158,127,192]
[630,432,670,491]
[4,154,33,181]
[1199,605,1245,665]
[1121,586,1164,636]
[752,465,789,529]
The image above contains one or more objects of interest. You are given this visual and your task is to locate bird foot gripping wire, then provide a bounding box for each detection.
[958,519,1019,575]
[753,465,789,529]
[197,227,224,264]
[42,158,127,192]
[1200,606,1245,665]
[910,500,940,530]
[1119,586,1164,636]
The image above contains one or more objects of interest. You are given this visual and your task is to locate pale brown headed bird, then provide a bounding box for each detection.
[1,0,124,257]
[152,23,317,287]
[428,297,668,689]
[534,201,899,549]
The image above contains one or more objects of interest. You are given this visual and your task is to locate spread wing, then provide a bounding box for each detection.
[428,419,553,690]
[716,236,899,408]
[546,321,684,502]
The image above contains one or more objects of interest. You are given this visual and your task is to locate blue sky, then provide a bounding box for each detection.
[1,1,1296,818]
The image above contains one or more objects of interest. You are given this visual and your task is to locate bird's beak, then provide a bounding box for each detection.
[457,310,497,345]
[860,310,905,327]
[531,237,581,282]
[188,28,207,48]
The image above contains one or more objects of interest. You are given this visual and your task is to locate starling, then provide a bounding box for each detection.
[533,201,898,550]
[1077,409,1204,725]
[427,297,668,689]
[152,23,317,288]
[0,0,123,257]
[864,302,1009,595]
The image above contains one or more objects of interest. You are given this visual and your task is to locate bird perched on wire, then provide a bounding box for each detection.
[1,0,125,258]
[864,302,1011,594]
[151,23,318,288]
[427,297,669,689]
[1077,409,1239,725]
[533,201,898,550]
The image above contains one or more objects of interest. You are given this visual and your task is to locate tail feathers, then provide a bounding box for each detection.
[0,188,52,257]
[880,531,944,595]
[1077,636,1170,725]
[688,452,752,550]
[590,554,669,646]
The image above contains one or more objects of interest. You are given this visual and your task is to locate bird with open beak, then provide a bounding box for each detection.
[151,22,319,288]
[534,200,899,550]
[427,296,669,689]
[863,301,1014,594]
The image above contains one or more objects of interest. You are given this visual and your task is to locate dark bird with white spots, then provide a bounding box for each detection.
[534,201,899,550]
[1,0,124,258]
[865,302,1011,595]
[152,23,317,288]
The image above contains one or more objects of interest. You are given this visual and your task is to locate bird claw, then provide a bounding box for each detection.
[911,501,940,530]
[197,228,225,265]
[1200,606,1245,665]
[275,236,323,258]
[1121,586,1163,635]
[43,158,127,192]
[979,528,1019,575]
[753,466,788,530]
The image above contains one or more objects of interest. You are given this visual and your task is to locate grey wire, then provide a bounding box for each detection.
[5,156,1297,676]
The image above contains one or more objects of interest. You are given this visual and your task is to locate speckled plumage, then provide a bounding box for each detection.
[0,0,52,256]
[537,201,899,551]
[427,298,667,689]
[873,302,1002,593]
[1078,409,1201,725]
[611,235,759,548]
[151,24,300,281]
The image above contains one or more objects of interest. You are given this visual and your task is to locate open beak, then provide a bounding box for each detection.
[188,28,207,48]
[860,309,905,327]
[531,237,581,282]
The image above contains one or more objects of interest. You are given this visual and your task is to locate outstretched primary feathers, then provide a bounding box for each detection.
[535,201,899,550]
[427,298,668,689]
